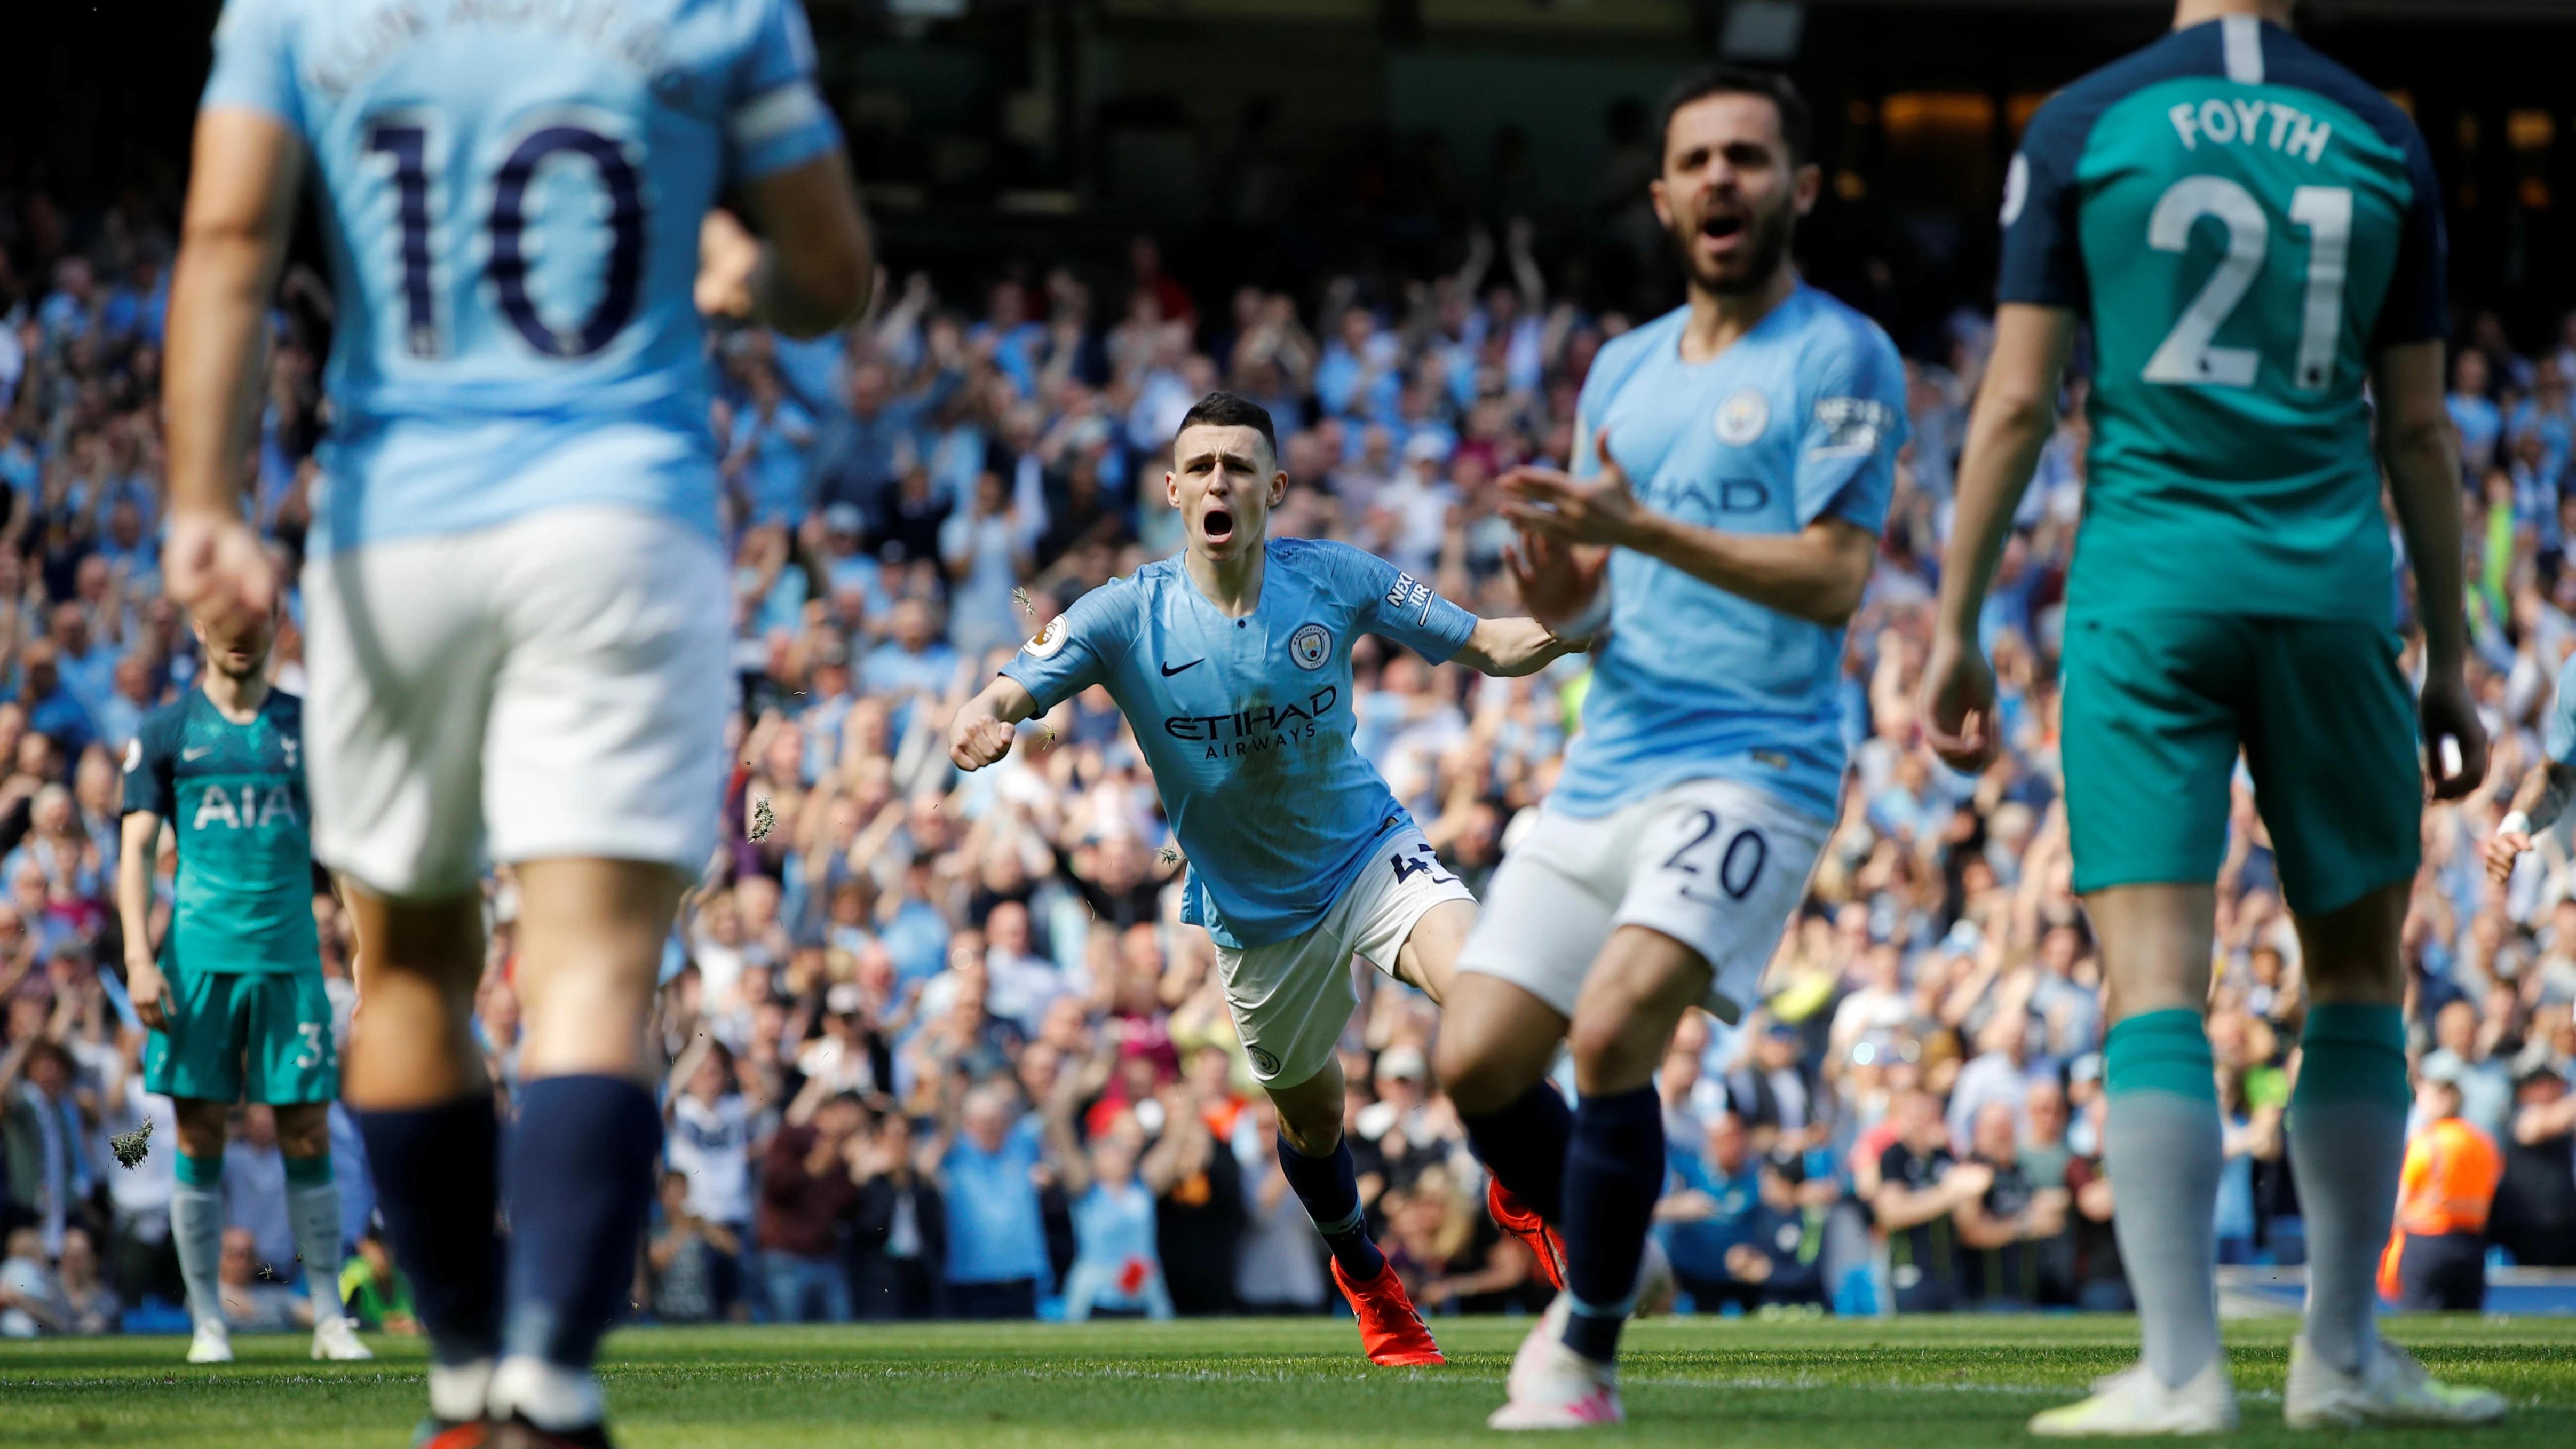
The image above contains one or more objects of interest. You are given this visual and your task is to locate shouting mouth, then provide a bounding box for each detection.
[1202,506,1237,547]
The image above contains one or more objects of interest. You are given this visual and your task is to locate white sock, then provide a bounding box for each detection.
[491,1353,606,1431]
[2104,1091,2223,1390]
[288,1182,347,1323]
[429,1357,496,1424]
[171,1184,226,1332]
[2288,1098,2406,1374]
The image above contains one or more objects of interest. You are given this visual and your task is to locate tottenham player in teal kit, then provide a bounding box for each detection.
[162,2,870,1444]
[1922,0,2501,1433]
[1426,70,1907,1428]
[950,392,1578,1367]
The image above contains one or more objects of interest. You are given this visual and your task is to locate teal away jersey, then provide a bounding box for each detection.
[123,691,321,976]
[200,0,843,553]
[1998,14,2445,624]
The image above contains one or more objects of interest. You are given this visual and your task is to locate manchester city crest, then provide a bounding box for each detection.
[1715,389,1770,445]
[1288,623,1333,670]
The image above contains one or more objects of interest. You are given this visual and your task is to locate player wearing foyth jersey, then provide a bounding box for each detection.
[1921,0,2503,1434]
[949,391,1579,1367]
[122,601,370,1367]
[1435,68,1908,1429]
[163,2,870,1445]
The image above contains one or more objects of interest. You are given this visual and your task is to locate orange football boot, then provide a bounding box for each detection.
[1330,1256,1446,1366]
[1486,1179,1567,1292]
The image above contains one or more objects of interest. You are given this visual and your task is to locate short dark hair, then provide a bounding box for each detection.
[1176,391,1278,461]
[1655,66,1812,169]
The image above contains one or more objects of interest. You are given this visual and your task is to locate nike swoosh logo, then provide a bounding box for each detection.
[182,746,212,761]
[1160,659,1203,677]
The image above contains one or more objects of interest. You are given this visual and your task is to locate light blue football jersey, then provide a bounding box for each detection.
[1552,284,1907,822]
[201,0,843,551]
[1000,539,1478,949]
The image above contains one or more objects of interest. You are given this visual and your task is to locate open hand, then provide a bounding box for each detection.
[1498,457,1643,548]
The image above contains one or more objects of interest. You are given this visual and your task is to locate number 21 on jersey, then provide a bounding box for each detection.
[2142,175,2350,391]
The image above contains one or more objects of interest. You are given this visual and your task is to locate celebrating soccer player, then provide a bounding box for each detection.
[1921,0,2504,1433]
[949,391,1578,1367]
[1428,67,1908,1428]
[162,2,870,1444]
[120,598,370,1367]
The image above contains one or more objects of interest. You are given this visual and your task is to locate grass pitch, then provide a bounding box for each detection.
[2,1315,2572,1448]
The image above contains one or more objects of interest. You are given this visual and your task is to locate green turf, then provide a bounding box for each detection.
[3,1315,2572,1447]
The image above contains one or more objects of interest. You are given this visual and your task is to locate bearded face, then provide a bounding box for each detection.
[1651,92,1818,297]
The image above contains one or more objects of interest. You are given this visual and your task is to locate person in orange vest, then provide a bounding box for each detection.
[2379,1068,2504,1311]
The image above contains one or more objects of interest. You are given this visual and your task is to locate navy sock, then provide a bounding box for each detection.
[1277,1134,1386,1280]
[1461,1081,1572,1224]
[356,1093,503,1366]
[504,1074,662,1370]
[1559,1086,1663,1363]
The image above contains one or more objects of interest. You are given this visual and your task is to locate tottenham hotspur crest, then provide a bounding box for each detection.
[1289,623,1333,671]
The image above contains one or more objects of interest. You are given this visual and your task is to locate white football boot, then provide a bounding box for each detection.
[186,1319,235,1364]
[1492,1237,1674,1428]
[1488,1315,1622,1430]
[2283,1335,2506,1429]
[311,1313,376,1361]
[2028,1357,2239,1437]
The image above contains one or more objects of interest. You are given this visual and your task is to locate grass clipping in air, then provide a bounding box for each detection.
[110,1117,153,1169]
[748,796,775,842]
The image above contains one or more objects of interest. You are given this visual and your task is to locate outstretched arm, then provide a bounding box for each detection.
[164,106,302,631]
[947,676,1043,771]
[1916,304,2077,771]
[1447,617,1575,677]
[1500,462,1877,627]
[2377,338,2488,801]
[2485,757,2576,883]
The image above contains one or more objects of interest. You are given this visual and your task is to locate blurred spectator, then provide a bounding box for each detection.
[1872,1089,1988,1313]
[338,1228,418,1335]
[851,1109,944,1319]
[935,1082,1049,1318]
[1954,1099,2070,1309]
[1656,1110,1770,1312]
[757,1086,866,1323]
[2382,1073,2504,1312]
[648,1171,740,1325]
[216,1226,308,1332]
[2493,1064,2576,1267]
[0,1225,65,1336]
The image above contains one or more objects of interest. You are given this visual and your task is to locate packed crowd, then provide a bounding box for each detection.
[1,186,2574,1336]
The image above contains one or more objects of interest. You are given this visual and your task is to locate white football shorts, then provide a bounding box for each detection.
[302,506,731,899]
[1216,826,1475,1088]
[1456,777,1828,1024]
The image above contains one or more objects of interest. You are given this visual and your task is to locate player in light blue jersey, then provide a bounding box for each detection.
[949,391,1579,1367]
[2486,648,2576,886]
[162,3,869,1445]
[1432,69,1905,1428]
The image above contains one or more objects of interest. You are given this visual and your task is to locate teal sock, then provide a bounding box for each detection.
[284,1152,334,1189]
[176,1150,224,1189]
[2289,1003,2407,1375]
[2103,1009,2222,1390]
